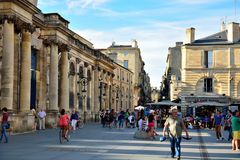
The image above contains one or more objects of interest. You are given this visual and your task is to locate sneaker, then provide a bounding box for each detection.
[171,155,175,158]
[221,137,224,140]
[177,156,181,160]
[216,139,220,141]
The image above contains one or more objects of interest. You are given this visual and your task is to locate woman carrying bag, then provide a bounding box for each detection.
[0,107,9,143]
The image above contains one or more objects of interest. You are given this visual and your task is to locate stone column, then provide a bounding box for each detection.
[59,46,69,111]
[94,67,99,113]
[49,42,59,111]
[1,18,15,111]
[20,28,32,112]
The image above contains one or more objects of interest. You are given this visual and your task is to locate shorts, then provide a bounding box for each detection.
[60,125,68,130]
[233,131,240,140]
[148,122,154,128]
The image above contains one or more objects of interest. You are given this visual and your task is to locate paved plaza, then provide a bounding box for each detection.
[0,123,239,160]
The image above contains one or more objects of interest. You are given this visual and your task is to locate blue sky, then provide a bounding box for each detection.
[39,0,238,87]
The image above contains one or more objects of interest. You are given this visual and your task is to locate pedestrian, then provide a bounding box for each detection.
[125,109,130,128]
[0,107,9,143]
[128,112,135,128]
[118,111,124,128]
[38,108,46,130]
[59,109,70,140]
[225,110,233,141]
[70,108,79,131]
[100,109,105,127]
[213,110,224,140]
[163,106,189,159]
[231,110,240,151]
[104,110,110,128]
[147,113,158,139]
[31,108,38,131]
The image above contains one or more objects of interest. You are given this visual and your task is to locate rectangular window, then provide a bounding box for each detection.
[204,78,213,92]
[124,60,128,69]
[204,51,213,68]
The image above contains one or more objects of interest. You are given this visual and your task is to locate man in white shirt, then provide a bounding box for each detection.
[38,109,46,130]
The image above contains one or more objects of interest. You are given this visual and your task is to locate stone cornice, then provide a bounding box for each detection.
[0,15,35,33]
[0,0,41,15]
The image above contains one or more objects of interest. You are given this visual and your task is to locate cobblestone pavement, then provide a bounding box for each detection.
[0,123,239,160]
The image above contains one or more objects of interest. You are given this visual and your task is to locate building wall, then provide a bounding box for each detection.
[0,0,115,132]
[100,43,150,107]
[180,45,240,98]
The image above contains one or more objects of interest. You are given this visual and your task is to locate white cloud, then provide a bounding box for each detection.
[74,17,223,87]
[38,0,58,7]
[67,0,110,9]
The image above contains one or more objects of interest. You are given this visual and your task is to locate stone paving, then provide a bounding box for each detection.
[0,123,239,160]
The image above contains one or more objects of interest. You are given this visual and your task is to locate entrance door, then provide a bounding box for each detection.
[30,49,37,109]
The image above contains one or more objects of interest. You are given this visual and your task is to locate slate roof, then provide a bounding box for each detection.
[191,30,232,45]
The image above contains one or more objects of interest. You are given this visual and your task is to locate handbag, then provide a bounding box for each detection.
[5,122,10,129]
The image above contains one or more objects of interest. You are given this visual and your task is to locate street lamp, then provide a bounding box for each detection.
[115,86,122,110]
[77,75,88,124]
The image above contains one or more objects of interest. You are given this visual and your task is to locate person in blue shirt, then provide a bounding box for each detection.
[213,110,224,140]
[70,109,79,131]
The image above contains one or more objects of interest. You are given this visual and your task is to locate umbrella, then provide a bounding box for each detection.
[135,106,144,110]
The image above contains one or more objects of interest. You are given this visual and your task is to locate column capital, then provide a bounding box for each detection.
[20,23,35,33]
[59,43,70,52]
[76,58,81,64]
[0,15,16,24]
[84,62,89,68]
[43,39,59,46]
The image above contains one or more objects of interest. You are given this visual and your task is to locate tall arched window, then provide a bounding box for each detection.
[69,62,75,109]
[78,66,84,110]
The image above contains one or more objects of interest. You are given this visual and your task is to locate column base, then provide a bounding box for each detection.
[10,112,35,133]
[46,110,59,128]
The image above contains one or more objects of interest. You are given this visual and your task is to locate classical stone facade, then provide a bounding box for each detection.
[0,0,117,132]
[112,63,134,111]
[162,22,240,115]
[100,40,151,107]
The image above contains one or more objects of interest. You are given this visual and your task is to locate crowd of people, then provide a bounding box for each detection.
[0,105,239,158]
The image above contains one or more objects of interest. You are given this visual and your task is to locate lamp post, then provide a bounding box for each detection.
[99,78,103,111]
[116,86,122,111]
[77,76,88,124]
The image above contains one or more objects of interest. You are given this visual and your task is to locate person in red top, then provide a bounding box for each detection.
[0,107,9,143]
[59,109,70,139]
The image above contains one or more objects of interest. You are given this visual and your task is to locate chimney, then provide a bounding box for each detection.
[227,22,240,43]
[132,39,138,48]
[221,21,226,31]
[185,28,195,44]
[176,42,183,47]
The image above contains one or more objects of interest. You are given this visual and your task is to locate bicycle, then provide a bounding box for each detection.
[59,125,71,144]
[76,118,84,129]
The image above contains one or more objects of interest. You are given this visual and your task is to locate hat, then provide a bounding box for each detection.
[150,110,155,113]
[169,106,178,113]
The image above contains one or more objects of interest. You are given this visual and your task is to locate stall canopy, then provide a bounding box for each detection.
[189,102,230,107]
[145,101,186,109]
[134,106,145,110]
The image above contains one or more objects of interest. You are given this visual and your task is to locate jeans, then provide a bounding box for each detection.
[169,136,181,157]
[0,123,8,143]
[228,126,233,140]
[118,119,124,128]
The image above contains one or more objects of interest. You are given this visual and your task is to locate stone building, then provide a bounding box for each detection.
[151,87,160,103]
[100,40,151,107]
[163,22,240,115]
[111,62,133,111]
[0,0,117,132]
